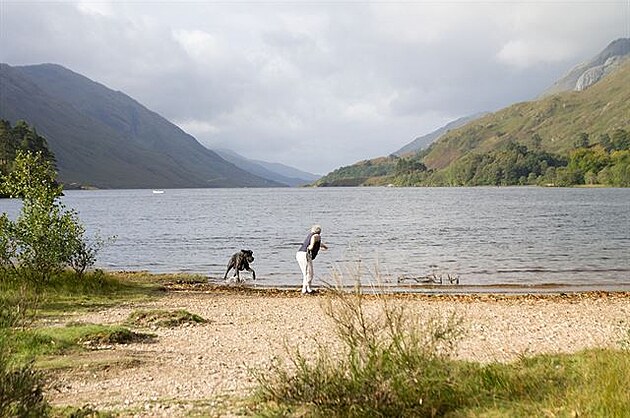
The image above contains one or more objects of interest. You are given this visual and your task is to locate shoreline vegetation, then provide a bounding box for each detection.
[314,136,630,188]
[1,270,629,417]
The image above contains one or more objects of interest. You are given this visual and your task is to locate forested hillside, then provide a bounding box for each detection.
[316,61,630,187]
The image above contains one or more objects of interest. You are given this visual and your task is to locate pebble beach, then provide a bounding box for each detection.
[48,287,630,416]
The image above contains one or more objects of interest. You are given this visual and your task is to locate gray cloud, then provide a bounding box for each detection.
[1,1,627,174]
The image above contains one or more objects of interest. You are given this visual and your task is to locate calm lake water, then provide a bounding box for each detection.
[1,187,629,291]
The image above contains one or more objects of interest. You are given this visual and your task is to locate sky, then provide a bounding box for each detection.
[1,1,629,175]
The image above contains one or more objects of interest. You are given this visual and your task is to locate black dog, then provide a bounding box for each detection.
[223,249,256,282]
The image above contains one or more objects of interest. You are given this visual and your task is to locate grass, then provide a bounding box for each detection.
[50,405,114,418]
[0,269,167,328]
[252,286,630,417]
[0,270,211,322]
[4,323,155,365]
[126,309,207,328]
[36,270,165,315]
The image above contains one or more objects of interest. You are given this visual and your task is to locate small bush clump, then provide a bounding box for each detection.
[0,346,49,418]
[126,309,207,328]
[78,326,155,347]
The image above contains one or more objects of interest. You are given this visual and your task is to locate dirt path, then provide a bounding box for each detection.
[47,290,630,416]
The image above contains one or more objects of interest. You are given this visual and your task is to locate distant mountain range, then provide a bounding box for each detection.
[0,63,285,188]
[2,39,627,189]
[214,149,319,187]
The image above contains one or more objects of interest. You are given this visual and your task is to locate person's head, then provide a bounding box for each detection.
[311,224,322,234]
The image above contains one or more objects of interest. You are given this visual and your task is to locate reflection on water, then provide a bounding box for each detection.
[1,187,628,288]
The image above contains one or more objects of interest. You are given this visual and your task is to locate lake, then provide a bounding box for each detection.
[1,187,629,292]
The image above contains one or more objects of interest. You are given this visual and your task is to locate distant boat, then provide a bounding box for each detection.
[152,190,164,194]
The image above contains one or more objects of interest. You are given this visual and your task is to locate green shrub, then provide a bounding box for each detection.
[0,151,104,284]
[253,287,469,417]
[127,309,206,328]
[0,284,39,330]
[0,344,49,418]
[252,283,629,417]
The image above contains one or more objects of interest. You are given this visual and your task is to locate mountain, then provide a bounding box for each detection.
[214,149,319,187]
[0,63,282,188]
[541,38,629,97]
[315,41,630,187]
[253,160,320,185]
[393,113,487,156]
[422,60,629,170]
[314,113,488,186]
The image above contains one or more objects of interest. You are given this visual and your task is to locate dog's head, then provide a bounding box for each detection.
[240,249,254,263]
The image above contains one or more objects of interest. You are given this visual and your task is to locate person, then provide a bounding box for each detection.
[296,224,328,294]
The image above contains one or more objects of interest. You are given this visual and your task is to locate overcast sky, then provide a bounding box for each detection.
[1,1,628,174]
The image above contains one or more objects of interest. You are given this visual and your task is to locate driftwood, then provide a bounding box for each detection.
[397,273,460,285]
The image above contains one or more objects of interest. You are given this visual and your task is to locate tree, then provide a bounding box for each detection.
[531,133,542,149]
[573,132,590,149]
[598,133,613,152]
[607,150,630,187]
[611,129,630,151]
[395,158,427,175]
[568,145,610,176]
[0,120,55,177]
[0,151,93,283]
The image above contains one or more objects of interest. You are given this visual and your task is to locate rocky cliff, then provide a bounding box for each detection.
[541,38,629,96]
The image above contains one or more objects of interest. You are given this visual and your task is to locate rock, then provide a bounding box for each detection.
[575,56,628,91]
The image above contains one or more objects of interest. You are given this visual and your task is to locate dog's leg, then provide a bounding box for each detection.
[224,261,234,280]
[247,267,256,280]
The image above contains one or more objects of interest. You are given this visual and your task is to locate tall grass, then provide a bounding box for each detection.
[0,341,49,418]
[0,284,49,416]
[254,286,470,416]
[253,285,630,417]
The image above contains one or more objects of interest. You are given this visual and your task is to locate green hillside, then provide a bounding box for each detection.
[316,61,630,187]
[0,63,282,189]
[423,62,630,170]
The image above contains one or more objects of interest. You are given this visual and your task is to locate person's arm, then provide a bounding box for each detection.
[309,234,328,251]
[308,234,319,251]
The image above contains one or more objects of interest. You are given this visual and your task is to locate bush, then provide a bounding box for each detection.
[0,284,39,330]
[0,287,49,417]
[253,286,468,417]
[0,151,100,283]
[0,344,49,418]
[127,309,207,328]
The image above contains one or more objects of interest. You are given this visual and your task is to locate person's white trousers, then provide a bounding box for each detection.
[296,251,313,293]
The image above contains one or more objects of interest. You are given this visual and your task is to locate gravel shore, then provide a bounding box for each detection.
[48,289,630,416]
